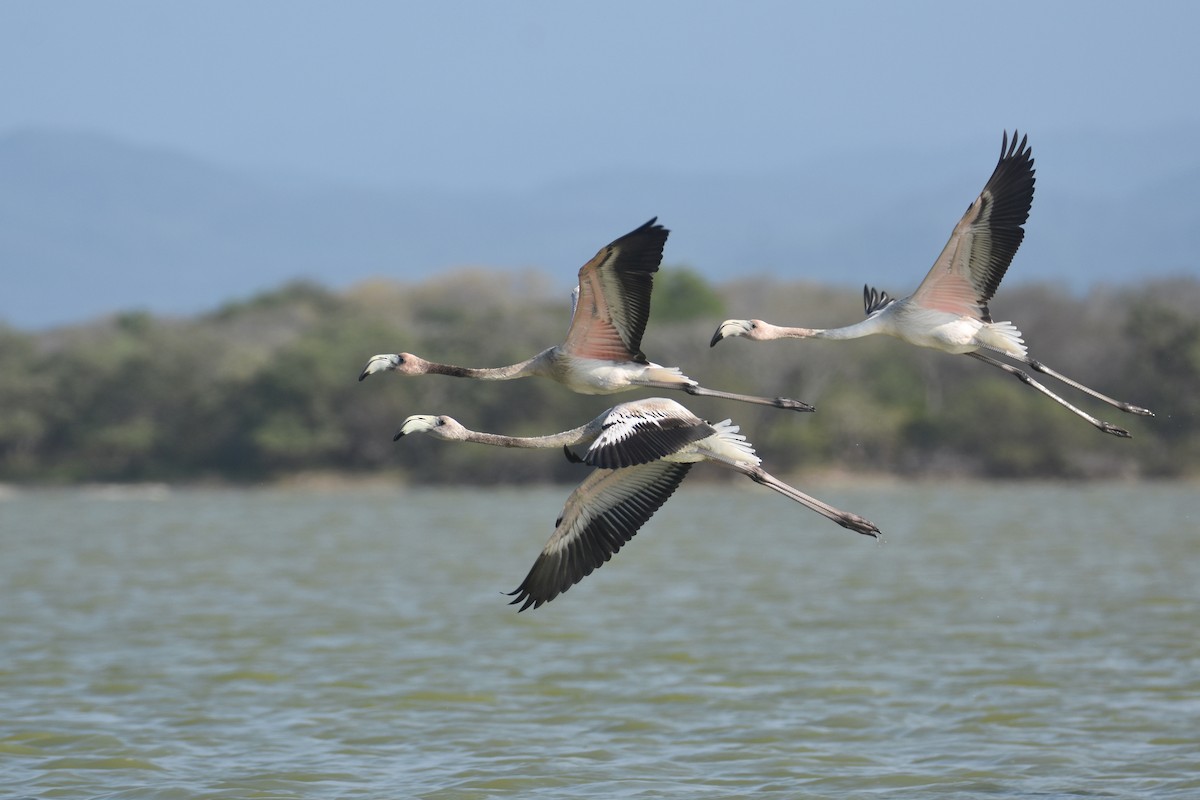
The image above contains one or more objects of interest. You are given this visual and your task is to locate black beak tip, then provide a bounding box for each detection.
[393,431,405,441]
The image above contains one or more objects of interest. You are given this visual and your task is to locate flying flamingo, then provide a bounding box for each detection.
[710,131,1153,437]
[394,397,879,610]
[361,218,813,412]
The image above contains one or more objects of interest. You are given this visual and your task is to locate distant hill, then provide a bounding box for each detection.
[2,125,1198,329]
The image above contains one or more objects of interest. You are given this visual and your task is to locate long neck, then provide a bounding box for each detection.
[762,316,887,341]
[424,349,553,381]
[459,418,602,449]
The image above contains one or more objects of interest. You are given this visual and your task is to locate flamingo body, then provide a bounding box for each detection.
[542,355,694,396]
[879,302,1027,356]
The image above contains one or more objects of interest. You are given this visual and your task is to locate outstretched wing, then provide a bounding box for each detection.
[910,131,1036,321]
[561,218,669,363]
[507,461,692,611]
[584,398,714,469]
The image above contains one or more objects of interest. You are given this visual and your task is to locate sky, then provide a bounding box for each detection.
[3,0,1198,193]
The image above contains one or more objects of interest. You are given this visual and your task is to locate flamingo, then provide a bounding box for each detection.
[394,397,879,610]
[710,131,1153,437]
[361,218,813,412]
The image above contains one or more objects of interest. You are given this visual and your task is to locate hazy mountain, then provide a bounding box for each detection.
[2,126,1197,329]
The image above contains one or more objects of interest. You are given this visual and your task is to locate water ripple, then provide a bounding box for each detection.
[0,483,1197,798]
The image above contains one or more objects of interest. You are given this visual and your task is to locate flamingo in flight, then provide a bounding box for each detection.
[394,397,879,610]
[361,218,813,412]
[710,131,1153,437]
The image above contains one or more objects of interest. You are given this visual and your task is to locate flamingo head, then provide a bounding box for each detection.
[359,352,425,380]
[710,319,769,346]
[393,414,465,441]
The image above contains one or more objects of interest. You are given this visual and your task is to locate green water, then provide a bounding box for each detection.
[1,482,1197,798]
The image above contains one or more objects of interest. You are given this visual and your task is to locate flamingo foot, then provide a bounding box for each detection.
[842,514,881,538]
[1120,402,1154,417]
[1099,422,1132,438]
[777,397,816,412]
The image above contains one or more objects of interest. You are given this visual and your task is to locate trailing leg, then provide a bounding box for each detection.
[733,463,880,537]
[1022,356,1154,416]
[682,382,816,413]
[966,352,1131,437]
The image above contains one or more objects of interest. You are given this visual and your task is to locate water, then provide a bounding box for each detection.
[1,481,1197,799]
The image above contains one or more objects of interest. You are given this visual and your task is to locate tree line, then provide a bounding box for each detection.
[1,270,1195,485]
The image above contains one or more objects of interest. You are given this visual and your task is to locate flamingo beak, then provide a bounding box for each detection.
[394,415,438,441]
[710,320,747,347]
[359,354,398,381]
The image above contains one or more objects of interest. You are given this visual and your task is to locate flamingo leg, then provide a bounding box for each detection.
[965,352,1132,437]
[1022,357,1154,417]
[667,382,815,412]
[732,464,880,537]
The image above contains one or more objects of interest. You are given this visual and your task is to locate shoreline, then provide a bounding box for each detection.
[1,471,1194,498]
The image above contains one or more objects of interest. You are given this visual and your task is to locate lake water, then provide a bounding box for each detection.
[1,481,1197,799]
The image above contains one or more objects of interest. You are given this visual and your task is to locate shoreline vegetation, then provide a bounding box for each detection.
[1,270,1196,485]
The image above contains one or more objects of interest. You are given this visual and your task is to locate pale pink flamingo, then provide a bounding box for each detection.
[710,132,1153,437]
[361,218,813,412]
[395,397,879,610]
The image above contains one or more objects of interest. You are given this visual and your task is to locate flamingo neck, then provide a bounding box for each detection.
[460,421,598,450]
[424,351,549,381]
[761,317,883,341]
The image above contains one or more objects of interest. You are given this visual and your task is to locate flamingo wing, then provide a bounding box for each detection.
[507,461,692,610]
[910,131,1036,321]
[584,399,714,469]
[561,218,669,362]
[863,285,896,316]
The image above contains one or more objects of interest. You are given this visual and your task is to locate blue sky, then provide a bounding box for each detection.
[4,0,1198,192]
